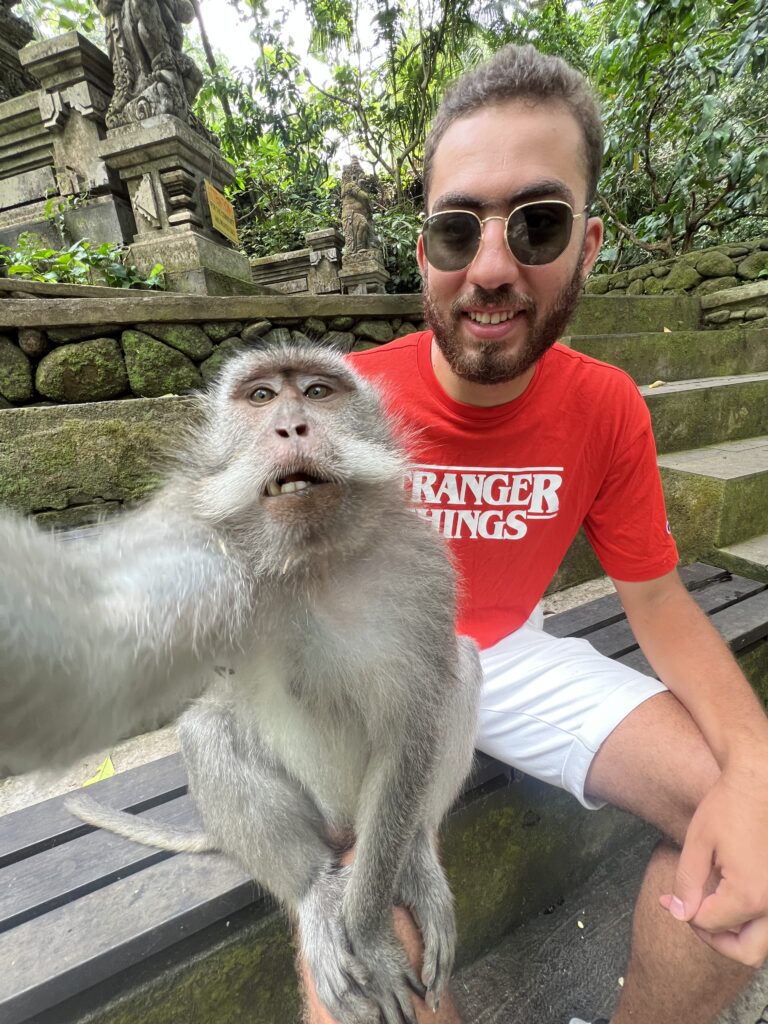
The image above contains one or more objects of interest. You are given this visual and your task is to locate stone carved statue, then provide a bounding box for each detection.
[95,0,214,141]
[341,157,380,255]
[0,0,37,103]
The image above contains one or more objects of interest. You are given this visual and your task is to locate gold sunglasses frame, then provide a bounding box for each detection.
[421,200,588,270]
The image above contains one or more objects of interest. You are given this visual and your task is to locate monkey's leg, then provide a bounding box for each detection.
[395,636,483,1008]
[178,700,374,1024]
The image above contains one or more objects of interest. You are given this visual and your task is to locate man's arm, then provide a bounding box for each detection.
[613,568,768,965]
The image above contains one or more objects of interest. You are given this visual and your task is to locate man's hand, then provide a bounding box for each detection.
[660,765,768,966]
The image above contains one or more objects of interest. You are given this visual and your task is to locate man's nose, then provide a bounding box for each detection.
[465,218,522,291]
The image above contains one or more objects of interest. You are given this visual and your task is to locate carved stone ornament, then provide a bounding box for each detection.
[0,0,37,103]
[340,157,381,256]
[134,173,160,228]
[95,0,216,143]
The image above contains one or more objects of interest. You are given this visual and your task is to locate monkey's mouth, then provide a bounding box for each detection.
[263,472,331,497]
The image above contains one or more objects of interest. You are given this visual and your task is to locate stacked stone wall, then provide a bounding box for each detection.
[0,309,425,407]
[585,237,768,318]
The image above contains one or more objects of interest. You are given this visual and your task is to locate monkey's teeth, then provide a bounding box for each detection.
[267,481,282,496]
[280,480,310,494]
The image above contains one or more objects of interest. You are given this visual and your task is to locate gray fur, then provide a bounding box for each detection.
[0,343,483,1024]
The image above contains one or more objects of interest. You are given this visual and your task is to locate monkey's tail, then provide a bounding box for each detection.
[65,793,217,854]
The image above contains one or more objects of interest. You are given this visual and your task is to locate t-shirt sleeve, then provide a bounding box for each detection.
[583,408,679,582]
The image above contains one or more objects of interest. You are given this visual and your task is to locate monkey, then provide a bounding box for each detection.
[0,342,483,1024]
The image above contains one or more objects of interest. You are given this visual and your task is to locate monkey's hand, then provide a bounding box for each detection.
[343,913,425,1024]
[395,831,457,1010]
[297,865,378,1024]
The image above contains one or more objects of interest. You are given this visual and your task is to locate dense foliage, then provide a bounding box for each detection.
[18,0,768,284]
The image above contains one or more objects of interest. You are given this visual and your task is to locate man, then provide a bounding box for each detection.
[337,42,768,1024]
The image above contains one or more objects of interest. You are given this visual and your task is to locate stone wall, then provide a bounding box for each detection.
[585,237,768,305]
[0,296,425,408]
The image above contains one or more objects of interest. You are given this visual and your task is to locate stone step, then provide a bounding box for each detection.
[658,436,768,557]
[550,431,768,593]
[568,326,768,383]
[642,371,768,454]
[567,294,700,337]
[713,533,768,584]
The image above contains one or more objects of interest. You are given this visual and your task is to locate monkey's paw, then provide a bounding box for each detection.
[298,867,377,1024]
[344,921,423,1024]
[396,833,457,1009]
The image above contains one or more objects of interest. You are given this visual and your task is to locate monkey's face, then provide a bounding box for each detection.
[193,345,407,546]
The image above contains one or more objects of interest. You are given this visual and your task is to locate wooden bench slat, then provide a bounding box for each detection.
[544,562,731,638]
[0,796,203,932]
[0,853,257,1024]
[0,754,186,869]
[566,575,765,660]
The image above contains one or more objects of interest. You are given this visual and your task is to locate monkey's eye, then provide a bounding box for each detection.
[304,384,333,400]
[248,386,276,404]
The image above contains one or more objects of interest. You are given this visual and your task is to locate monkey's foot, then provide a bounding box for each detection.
[396,833,457,1008]
[345,921,423,1024]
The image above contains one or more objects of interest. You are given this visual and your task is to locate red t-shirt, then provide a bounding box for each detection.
[349,331,678,650]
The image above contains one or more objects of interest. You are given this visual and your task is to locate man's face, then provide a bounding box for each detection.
[418,100,603,395]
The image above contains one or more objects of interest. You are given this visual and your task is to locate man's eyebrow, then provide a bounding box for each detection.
[431,179,577,213]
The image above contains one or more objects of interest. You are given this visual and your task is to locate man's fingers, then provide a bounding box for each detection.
[660,830,714,921]
[689,882,768,935]
[690,915,768,969]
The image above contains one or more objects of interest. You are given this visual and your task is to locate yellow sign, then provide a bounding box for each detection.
[204,181,239,244]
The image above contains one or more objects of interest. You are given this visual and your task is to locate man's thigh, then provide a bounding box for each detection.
[585,690,719,845]
[476,613,718,834]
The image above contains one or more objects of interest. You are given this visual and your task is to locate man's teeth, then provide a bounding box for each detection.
[468,310,518,324]
[267,480,311,496]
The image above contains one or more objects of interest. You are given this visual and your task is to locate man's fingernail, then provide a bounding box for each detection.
[669,896,686,920]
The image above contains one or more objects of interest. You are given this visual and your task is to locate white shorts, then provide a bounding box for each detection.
[477,606,668,809]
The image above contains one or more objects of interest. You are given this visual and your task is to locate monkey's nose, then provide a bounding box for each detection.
[275,422,309,439]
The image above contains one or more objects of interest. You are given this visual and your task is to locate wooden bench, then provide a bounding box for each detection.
[1,562,766,1024]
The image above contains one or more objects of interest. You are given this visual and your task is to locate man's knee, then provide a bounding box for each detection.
[585,691,720,843]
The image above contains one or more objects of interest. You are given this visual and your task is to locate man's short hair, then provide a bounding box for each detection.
[423,43,603,206]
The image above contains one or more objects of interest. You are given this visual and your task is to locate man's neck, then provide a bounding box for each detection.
[430,340,538,408]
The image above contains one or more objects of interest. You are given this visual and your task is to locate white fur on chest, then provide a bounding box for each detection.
[234,648,370,827]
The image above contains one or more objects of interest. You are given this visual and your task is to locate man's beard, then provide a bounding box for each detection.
[422,253,585,386]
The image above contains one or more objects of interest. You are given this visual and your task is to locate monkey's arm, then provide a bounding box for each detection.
[0,508,246,775]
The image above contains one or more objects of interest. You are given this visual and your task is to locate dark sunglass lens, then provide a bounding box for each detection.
[423,212,481,271]
[508,203,572,265]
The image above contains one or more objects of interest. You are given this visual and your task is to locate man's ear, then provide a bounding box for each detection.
[580,216,604,282]
[416,232,427,279]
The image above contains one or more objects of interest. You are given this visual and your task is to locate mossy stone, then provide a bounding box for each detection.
[662,262,702,291]
[122,330,202,397]
[745,306,768,320]
[584,275,610,295]
[626,278,645,295]
[652,265,671,278]
[627,265,652,282]
[290,330,312,345]
[142,322,214,361]
[36,338,128,403]
[241,320,271,343]
[695,276,739,295]
[397,322,418,336]
[0,334,33,403]
[203,321,242,342]
[643,276,664,295]
[17,328,50,358]
[737,251,768,280]
[352,319,394,343]
[693,251,737,277]
[607,271,629,290]
[200,338,247,384]
[302,317,327,336]
[704,310,731,324]
[329,316,355,330]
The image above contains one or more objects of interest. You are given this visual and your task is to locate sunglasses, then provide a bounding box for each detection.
[421,200,587,272]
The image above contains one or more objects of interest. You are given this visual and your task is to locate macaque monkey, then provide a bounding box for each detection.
[0,343,482,1024]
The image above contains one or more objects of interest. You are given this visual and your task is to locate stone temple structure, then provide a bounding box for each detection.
[0,0,257,294]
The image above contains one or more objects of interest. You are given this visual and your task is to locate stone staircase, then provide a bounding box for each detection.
[554,299,768,589]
